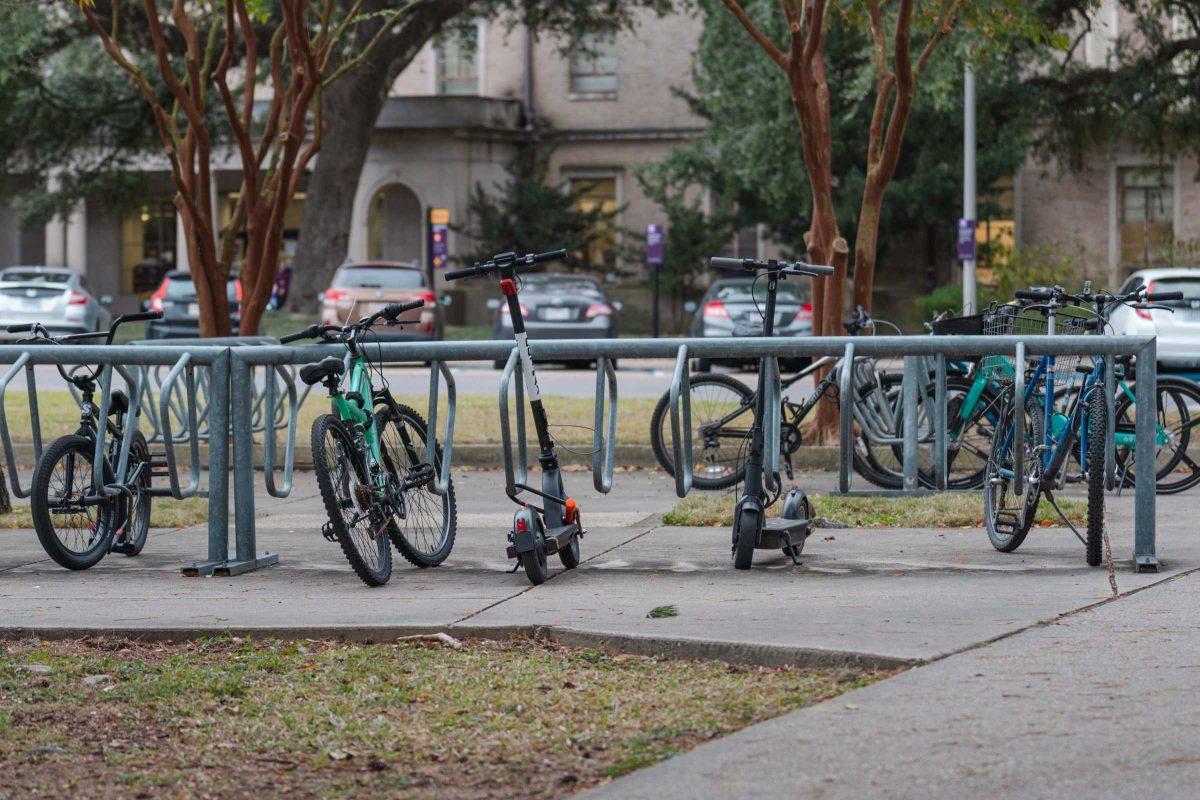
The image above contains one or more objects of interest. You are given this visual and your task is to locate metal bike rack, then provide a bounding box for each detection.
[157,353,203,499]
[762,355,783,496]
[0,352,41,498]
[425,360,457,496]
[593,357,619,494]
[262,364,299,499]
[667,345,693,498]
[498,347,528,497]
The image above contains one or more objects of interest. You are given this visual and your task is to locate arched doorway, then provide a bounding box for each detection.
[366,183,422,264]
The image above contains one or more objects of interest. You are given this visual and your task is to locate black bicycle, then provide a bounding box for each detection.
[16,312,162,570]
[650,308,1000,491]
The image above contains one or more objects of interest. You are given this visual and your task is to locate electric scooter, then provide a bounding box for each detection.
[445,249,584,585]
[708,256,834,569]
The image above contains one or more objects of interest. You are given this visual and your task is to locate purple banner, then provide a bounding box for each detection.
[429,208,450,270]
[957,218,976,261]
[646,223,664,265]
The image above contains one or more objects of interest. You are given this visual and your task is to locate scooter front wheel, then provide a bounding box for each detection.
[732,499,762,570]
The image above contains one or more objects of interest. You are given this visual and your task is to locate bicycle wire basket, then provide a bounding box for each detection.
[980,304,1089,386]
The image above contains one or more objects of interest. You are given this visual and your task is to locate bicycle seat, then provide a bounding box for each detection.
[108,390,128,416]
[299,356,345,386]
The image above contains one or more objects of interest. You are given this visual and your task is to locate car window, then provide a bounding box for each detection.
[713,282,802,302]
[1119,276,1142,295]
[523,278,604,297]
[1152,278,1200,299]
[166,275,240,301]
[1,270,72,284]
[333,267,426,289]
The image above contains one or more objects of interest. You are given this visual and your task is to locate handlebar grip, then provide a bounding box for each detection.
[280,325,319,344]
[6,324,34,333]
[531,248,569,264]
[709,257,747,270]
[795,264,835,277]
[1015,290,1052,302]
[115,311,164,325]
[1148,291,1185,302]
[384,300,425,319]
[444,265,481,281]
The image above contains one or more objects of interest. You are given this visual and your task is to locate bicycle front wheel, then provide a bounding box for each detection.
[311,414,391,586]
[375,403,457,568]
[983,394,1042,553]
[650,372,754,490]
[1085,388,1107,567]
[30,434,119,570]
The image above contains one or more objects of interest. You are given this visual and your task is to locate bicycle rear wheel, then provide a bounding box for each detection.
[312,414,391,586]
[1114,376,1200,494]
[114,431,152,556]
[30,434,118,570]
[375,403,456,568]
[650,372,754,490]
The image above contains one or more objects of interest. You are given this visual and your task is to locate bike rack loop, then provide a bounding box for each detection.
[262,363,300,499]
[838,341,856,494]
[592,356,618,494]
[424,360,457,496]
[668,344,693,498]
[0,353,38,498]
[762,354,782,496]
[1012,341,1026,497]
[157,353,203,499]
[498,347,528,498]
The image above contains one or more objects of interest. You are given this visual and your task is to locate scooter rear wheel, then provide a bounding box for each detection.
[520,546,549,585]
[558,534,580,569]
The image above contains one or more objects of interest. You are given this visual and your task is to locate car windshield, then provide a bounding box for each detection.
[713,282,803,302]
[1,270,71,285]
[1152,278,1200,299]
[334,267,425,289]
[523,277,604,297]
[166,275,239,301]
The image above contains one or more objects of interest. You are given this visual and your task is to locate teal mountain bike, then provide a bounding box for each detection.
[284,301,457,586]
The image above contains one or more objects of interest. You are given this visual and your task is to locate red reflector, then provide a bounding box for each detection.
[500,278,517,296]
[516,517,527,532]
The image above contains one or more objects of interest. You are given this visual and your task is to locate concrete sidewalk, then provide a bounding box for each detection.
[584,563,1200,800]
[0,470,1187,667]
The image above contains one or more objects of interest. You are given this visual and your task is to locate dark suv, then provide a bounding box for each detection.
[145,271,242,338]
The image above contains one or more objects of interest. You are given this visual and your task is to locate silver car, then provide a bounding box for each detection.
[0,267,112,337]
[1110,268,1200,368]
[687,277,812,371]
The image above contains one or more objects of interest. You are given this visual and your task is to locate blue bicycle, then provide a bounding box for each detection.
[983,283,1182,565]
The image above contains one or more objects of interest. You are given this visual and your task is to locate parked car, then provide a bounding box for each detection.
[145,271,242,339]
[686,277,812,372]
[1110,268,1200,368]
[320,262,441,340]
[488,273,620,368]
[0,267,111,337]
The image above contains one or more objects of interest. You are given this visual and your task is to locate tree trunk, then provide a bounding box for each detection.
[811,236,849,442]
[852,184,885,314]
[290,0,471,312]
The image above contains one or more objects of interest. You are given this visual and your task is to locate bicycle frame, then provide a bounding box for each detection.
[330,354,384,479]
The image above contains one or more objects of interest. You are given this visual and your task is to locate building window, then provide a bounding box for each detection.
[435,24,479,96]
[570,33,617,97]
[976,176,1015,282]
[121,202,176,296]
[718,224,761,260]
[1119,166,1174,272]
[569,175,618,269]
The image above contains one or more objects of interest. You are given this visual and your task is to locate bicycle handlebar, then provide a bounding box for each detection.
[445,248,569,281]
[709,256,835,277]
[1148,291,1185,302]
[279,300,425,345]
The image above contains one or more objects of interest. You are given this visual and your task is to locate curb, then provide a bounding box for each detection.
[0,624,914,672]
[3,442,842,471]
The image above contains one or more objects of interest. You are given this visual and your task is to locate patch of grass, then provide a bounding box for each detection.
[0,637,886,799]
[0,495,210,530]
[662,491,1088,528]
[0,391,659,447]
[444,324,492,341]
[646,605,679,619]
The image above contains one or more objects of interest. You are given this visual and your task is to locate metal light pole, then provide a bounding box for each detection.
[962,65,978,315]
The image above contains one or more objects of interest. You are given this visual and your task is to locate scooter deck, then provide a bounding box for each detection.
[758,516,811,550]
[505,523,578,559]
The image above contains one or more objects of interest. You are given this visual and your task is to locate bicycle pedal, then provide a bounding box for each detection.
[321,521,337,543]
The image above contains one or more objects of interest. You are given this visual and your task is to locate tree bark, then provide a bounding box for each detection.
[811,236,849,441]
[290,0,471,311]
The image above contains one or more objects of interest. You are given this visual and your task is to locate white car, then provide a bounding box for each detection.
[1109,268,1200,368]
[0,267,112,337]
